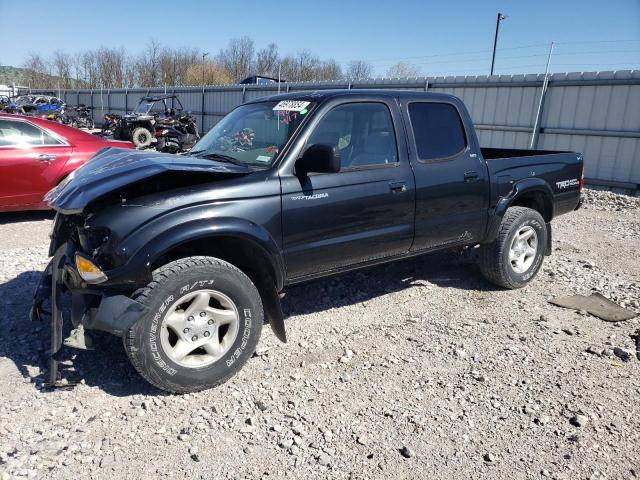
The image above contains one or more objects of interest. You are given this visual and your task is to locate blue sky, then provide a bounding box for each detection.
[1,0,639,76]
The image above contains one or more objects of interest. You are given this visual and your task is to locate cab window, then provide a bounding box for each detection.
[307,102,398,169]
[408,102,467,161]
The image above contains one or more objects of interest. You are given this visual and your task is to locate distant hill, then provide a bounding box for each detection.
[0,65,28,85]
[0,65,85,89]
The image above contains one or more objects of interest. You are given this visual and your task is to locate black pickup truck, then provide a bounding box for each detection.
[33,90,583,393]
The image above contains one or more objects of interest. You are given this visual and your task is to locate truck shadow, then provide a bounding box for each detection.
[281,249,501,317]
[0,250,498,397]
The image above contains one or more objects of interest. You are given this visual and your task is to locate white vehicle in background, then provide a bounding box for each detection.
[0,84,28,98]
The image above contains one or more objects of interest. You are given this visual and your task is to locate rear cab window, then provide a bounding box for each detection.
[408,102,467,161]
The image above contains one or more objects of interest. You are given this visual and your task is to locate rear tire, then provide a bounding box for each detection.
[123,256,263,393]
[131,127,153,148]
[479,206,547,289]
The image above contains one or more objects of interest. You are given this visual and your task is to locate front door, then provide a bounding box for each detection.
[281,100,415,280]
[0,118,71,210]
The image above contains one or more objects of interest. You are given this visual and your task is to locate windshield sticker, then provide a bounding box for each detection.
[255,155,272,163]
[273,100,310,112]
[278,111,298,125]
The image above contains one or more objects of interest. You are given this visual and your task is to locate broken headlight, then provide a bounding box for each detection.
[75,253,108,284]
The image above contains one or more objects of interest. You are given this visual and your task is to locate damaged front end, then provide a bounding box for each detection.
[32,148,253,387]
[31,225,149,388]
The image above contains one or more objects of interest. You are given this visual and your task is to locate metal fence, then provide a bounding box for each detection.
[33,70,640,188]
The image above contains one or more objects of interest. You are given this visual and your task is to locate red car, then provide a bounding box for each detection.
[0,114,134,212]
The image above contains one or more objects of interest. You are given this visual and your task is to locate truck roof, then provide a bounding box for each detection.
[247,89,460,104]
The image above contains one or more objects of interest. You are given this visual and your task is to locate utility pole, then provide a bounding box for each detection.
[202,52,209,85]
[529,42,555,149]
[490,12,507,75]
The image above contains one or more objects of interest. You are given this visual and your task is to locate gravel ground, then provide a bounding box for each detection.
[0,189,639,480]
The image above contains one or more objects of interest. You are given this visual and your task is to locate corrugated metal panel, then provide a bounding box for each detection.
[34,70,640,185]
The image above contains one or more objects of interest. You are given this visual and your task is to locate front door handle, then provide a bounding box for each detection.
[36,153,57,162]
[464,171,479,182]
[389,181,407,193]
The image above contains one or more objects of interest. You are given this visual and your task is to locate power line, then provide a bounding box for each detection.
[362,49,640,68]
[336,39,640,66]
[423,61,640,76]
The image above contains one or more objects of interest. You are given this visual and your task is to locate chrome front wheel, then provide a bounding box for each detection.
[159,289,239,369]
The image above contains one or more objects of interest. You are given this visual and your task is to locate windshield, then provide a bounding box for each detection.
[190,100,314,167]
[134,101,154,114]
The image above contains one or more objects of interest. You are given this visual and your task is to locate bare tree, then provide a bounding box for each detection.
[16,36,358,89]
[81,50,98,88]
[21,53,52,88]
[184,61,233,86]
[317,60,342,81]
[344,60,373,80]
[216,37,255,82]
[386,61,421,78]
[52,50,73,88]
[255,43,279,78]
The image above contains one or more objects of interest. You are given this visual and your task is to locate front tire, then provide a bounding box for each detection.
[123,257,263,393]
[131,127,153,148]
[479,206,547,289]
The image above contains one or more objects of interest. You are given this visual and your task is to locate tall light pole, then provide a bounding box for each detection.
[490,13,507,76]
[202,52,209,85]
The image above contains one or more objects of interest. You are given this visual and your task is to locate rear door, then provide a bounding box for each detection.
[403,100,488,251]
[280,99,415,279]
[0,118,72,209]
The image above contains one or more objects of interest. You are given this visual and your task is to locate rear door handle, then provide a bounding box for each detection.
[464,171,479,182]
[35,154,57,162]
[389,181,407,193]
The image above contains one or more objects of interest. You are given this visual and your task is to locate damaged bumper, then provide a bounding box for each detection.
[32,245,148,337]
[31,242,148,386]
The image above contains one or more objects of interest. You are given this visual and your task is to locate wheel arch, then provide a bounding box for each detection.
[125,219,287,343]
[486,178,554,242]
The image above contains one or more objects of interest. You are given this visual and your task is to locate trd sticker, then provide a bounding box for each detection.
[556,178,579,189]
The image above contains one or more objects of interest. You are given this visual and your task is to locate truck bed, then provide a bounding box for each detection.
[481,147,583,217]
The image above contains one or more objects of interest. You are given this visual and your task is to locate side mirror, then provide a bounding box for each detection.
[297,144,340,176]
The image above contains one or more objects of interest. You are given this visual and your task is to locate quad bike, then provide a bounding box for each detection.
[64,105,95,129]
[101,113,123,137]
[155,111,200,153]
[112,94,195,149]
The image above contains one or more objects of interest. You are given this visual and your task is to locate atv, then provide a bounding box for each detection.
[113,94,195,149]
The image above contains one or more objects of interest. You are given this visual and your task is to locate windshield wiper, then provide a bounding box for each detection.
[189,152,246,166]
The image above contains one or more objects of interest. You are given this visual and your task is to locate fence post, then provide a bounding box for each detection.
[124,88,128,113]
[89,89,94,124]
[201,85,206,135]
[242,86,246,103]
[107,89,111,114]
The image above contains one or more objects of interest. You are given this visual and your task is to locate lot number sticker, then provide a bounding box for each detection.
[273,100,310,112]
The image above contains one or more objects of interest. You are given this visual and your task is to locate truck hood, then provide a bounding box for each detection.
[45,147,251,214]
